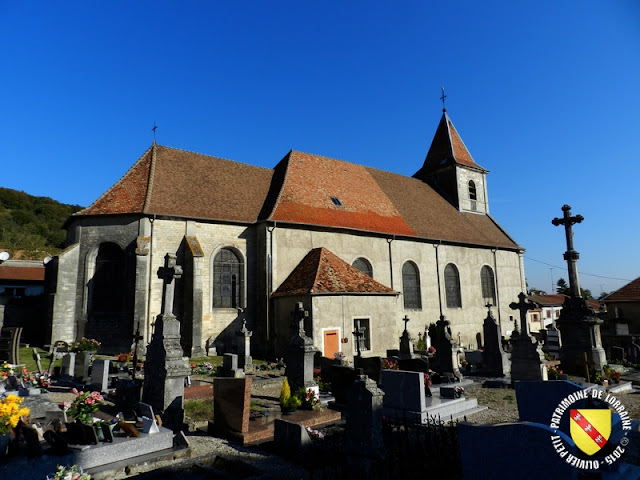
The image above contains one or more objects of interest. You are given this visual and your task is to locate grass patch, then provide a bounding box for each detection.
[17,346,61,372]
[189,356,223,367]
[184,398,214,422]
[250,401,266,412]
[503,394,514,401]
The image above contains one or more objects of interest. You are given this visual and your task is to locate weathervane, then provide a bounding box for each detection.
[440,86,447,111]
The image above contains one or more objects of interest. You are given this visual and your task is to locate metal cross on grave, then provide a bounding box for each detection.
[403,315,410,333]
[158,253,183,317]
[353,327,364,358]
[509,292,536,337]
[131,320,144,379]
[552,204,584,298]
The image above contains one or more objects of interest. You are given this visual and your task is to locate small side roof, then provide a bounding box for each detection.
[272,247,397,297]
[604,277,640,302]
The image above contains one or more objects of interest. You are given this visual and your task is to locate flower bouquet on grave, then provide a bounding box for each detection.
[382,358,399,370]
[63,389,103,425]
[454,386,465,398]
[295,387,320,410]
[423,373,433,397]
[27,371,51,391]
[0,362,13,378]
[71,338,101,353]
[427,346,436,355]
[0,394,30,435]
[46,464,91,480]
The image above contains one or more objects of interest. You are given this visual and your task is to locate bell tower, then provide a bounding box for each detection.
[413,108,489,214]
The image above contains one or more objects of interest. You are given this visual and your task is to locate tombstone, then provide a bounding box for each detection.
[73,351,93,382]
[434,316,462,380]
[205,335,217,357]
[60,352,76,378]
[542,325,561,359]
[552,205,607,374]
[380,369,427,423]
[48,340,69,371]
[274,419,312,460]
[354,356,383,385]
[482,305,510,376]
[610,346,625,364]
[209,377,252,435]
[90,359,110,392]
[397,357,430,374]
[318,356,341,389]
[142,253,191,431]
[220,353,244,378]
[398,315,414,359]
[236,319,253,371]
[116,378,142,412]
[0,327,22,364]
[345,374,385,460]
[330,365,361,404]
[509,293,548,381]
[284,302,319,392]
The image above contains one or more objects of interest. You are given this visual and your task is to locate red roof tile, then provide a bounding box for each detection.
[0,265,45,282]
[604,277,640,302]
[273,247,397,297]
[529,293,567,306]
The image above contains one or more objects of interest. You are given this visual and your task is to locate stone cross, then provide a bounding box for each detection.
[552,204,584,298]
[158,253,182,316]
[353,327,364,358]
[402,315,410,333]
[509,292,536,337]
[292,302,309,337]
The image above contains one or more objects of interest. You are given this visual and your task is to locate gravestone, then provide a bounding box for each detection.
[115,378,143,412]
[0,327,22,363]
[398,315,413,359]
[482,305,510,376]
[209,377,252,435]
[552,205,607,374]
[142,253,190,431]
[380,369,427,423]
[542,326,561,359]
[284,302,319,392]
[48,340,69,371]
[330,365,361,404]
[397,357,430,374]
[236,319,253,371]
[509,293,547,381]
[345,374,385,459]
[90,359,110,392]
[60,352,75,378]
[434,316,462,380]
[73,352,93,382]
[220,353,244,378]
[354,356,383,385]
[274,419,312,460]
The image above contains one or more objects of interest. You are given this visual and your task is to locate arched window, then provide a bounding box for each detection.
[213,248,244,309]
[481,265,497,306]
[468,180,477,211]
[444,263,462,308]
[90,243,125,313]
[352,257,373,278]
[402,261,422,309]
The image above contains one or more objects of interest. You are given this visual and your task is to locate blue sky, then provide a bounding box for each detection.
[1,1,639,296]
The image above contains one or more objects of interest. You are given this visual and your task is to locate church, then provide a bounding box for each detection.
[47,109,526,360]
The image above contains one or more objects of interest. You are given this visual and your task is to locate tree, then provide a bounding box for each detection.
[598,291,610,301]
[556,278,570,295]
[581,288,593,299]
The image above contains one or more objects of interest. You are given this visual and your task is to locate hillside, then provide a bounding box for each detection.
[0,187,84,260]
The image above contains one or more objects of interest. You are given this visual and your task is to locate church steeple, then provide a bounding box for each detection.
[414,109,490,214]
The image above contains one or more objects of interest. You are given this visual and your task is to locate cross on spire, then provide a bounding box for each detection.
[551,204,584,297]
[509,292,536,337]
[152,122,158,142]
[440,86,447,112]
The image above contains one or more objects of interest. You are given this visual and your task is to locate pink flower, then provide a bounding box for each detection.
[91,391,103,401]
[71,388,78,394]
[84,397,95,405]
[61,402,68,408]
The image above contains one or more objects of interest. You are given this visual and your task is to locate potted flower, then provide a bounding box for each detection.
[0,394,29,456]
[428,346,436,355]
[46,464,91,480]
[382,358,399,370]
[455,386,465,398]
[63,388,103,425]
[71,338,101,353]
[295,387,320,410]
[279,377,301,414]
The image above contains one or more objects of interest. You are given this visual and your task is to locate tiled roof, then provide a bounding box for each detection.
[0,265,45,282]
[272,247,397,297]
[267,151,415,236]
[604,277,640,302]
[71,116,520,250]
[76,145,273,222]
[529,293,567,306]
[415,111,487,175]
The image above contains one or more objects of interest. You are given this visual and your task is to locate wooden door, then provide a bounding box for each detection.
[323,329,339,358]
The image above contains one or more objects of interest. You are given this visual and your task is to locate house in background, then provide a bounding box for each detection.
[603,277,640,334]
[47,109,527,359]
[527,293,566,332]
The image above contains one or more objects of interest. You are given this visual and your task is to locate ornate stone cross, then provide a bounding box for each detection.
[403,315,411,333]
[509,292,536,337]
[552,204,584,298]
[158,253,182,317]
[292,302,308,337]
[353,327,364,358]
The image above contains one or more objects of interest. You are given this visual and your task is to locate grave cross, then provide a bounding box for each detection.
[292,302,308,337]
[552,204,584,298]
[577,352,595,383]
[509,292,536,337]
[403,315,410,333]
[158,253,182,316]
[353,327,364,358]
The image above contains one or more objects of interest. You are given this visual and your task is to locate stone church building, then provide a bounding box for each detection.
[47,110,526,360]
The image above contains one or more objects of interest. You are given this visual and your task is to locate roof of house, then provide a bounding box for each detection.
[529,293,567,306]
[72,113,520,250]
[604,277,640,302]
[0,262,45,282]
[272,247,397,297]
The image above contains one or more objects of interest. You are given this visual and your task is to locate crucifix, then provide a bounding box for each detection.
[152,122,158,141]
[353,327,364,358]
[158,253,182,317]
[440,86,447,111]
[551,204,584,298]
[403,315,410,333]
[509,292,536,337]
[292,302,308,337]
